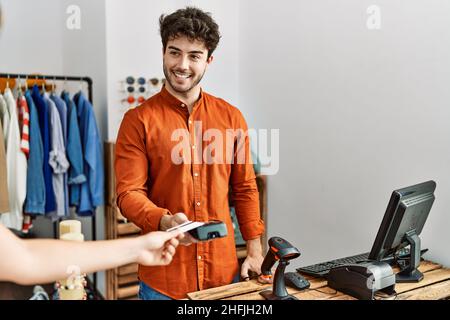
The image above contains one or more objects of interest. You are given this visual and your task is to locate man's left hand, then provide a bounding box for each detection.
[240,238,273,284]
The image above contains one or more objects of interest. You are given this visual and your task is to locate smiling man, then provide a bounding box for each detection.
[163,37,208,105]
[115,7,269,300]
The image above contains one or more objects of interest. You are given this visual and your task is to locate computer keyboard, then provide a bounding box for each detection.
[297,247,427,278]
[297,252,371,277]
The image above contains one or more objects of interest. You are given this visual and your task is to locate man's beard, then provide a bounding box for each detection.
[163,65,205,94]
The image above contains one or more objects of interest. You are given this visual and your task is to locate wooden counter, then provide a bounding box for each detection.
[187,260,450,300]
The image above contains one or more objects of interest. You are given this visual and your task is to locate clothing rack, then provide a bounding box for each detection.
[0,73,93,102]
[0,72,98,294]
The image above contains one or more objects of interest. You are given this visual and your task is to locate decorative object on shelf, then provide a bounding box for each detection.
[56,220,87,300]
[119,76,164,109]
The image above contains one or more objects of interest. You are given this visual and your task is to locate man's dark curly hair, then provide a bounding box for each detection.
[159,7,221,58]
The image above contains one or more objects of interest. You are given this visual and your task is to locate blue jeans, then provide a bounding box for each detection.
[138,281,172,300]
[138,273,240,300]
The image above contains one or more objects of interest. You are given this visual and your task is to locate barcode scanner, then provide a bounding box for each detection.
[259,237,301,300]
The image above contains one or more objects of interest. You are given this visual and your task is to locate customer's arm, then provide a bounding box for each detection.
[0,224,181,285]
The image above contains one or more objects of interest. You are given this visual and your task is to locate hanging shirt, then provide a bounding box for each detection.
[0,94,9,145]
[115,86,263,299]
[0,121,9,214]
[17,94,30,158]
[44,93,70,219]
[51,94,69,216]
[50,94,68,143]
[73,92,104,215]
[32,85,56,213]
[0,88,27,230]
[62,91,86,207]
[24,90,45,215]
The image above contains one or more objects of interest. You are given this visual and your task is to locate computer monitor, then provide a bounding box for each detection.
[368,180,436,282]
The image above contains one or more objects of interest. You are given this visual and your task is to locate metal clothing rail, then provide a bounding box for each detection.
[0,73,93,102]
[0,72,98,294]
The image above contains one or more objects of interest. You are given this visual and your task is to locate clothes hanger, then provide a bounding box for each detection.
[41,76,46,93]
[17,75,22,96]
[52,76,56,95]
[79,78,83,94]
[63,76,67,94]
[5,74,9,92]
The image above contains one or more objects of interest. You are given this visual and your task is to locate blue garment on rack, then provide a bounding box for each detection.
[31,85,56,213]
[62,91,86,207]
[24,90,45,214]
[50,94,70,217]
[73,92,104,215]
[51,94,68,144]
[44,93,69,219]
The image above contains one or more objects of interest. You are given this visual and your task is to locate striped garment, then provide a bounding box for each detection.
[17,95,30,158]
[18,94,33,233]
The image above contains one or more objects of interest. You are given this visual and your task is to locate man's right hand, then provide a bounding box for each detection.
[159,212,198,246]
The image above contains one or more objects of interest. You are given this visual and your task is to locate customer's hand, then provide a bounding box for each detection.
[159,212,198,246]
[136,230,184,266]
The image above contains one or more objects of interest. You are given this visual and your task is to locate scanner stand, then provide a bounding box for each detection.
[260,260,298,300]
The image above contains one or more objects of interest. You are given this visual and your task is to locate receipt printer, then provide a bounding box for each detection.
[327,261,396,300]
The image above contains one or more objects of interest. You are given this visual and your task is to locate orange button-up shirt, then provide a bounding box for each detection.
[115,86,264,299]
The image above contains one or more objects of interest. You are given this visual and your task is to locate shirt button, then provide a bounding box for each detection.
[198,256,202,260]
[194,172,199,177]
[181,104,186,108]
[196,202,201,206]
[189,120,192,124]
[192,145,196,149]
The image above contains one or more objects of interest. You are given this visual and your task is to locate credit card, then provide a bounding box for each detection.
[167,221,205,233]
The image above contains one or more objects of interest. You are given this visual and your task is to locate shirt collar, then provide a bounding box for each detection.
[159,85,204,110]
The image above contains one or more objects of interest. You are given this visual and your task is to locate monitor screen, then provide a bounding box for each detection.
[368,180,436,276]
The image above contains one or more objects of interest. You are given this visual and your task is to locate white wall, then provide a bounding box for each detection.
[0,0,63,74]
[239,0,450,268]
[0,0,65,245]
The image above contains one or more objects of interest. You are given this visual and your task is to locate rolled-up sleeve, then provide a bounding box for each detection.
[115,109,170,232]
[230,111,265,240]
